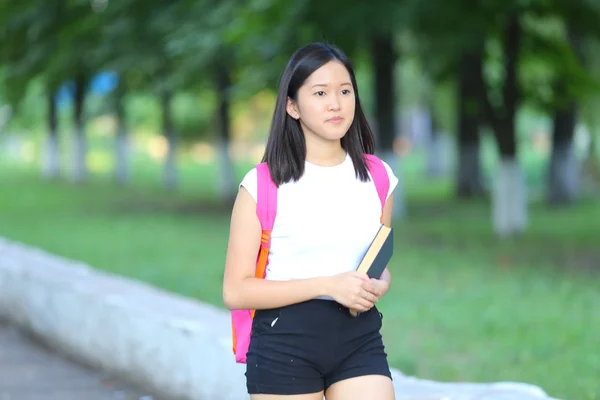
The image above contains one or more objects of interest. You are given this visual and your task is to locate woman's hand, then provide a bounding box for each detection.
[370,277,390,299]
[326,272,380,312]
[349,276,390,316]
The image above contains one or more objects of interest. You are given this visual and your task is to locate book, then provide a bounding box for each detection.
[350,224,394,317]
[356,224,394,279]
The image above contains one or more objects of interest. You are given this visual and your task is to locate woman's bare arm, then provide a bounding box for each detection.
[222,187,331,310]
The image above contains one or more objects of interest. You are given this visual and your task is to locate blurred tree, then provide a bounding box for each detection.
[168,0,308,201]
[0,0,105,183]
[39,1,102,183]
[516,1,600,205]
[545,30,586,205]
[213,0,310,202]
[0,1,64,179]
[214,50,236,203]
[478,8,529,237]
[99,0,215,187]
[113,81,129,186]
[94,0,141,187]
[407,0,490,199]
[456,48,486,197]
[580,39,600,186]
[409,0,600,232]
[99,0,197,190]
[410,1,557,235]
[165,0,243,198]
[534,2,600,205]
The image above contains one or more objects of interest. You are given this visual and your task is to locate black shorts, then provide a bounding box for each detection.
[245,299,392,395]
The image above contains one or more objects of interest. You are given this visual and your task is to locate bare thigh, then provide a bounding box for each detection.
[325,375,395,400]
[251,392,324,400]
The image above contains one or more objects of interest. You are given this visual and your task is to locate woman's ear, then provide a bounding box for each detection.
[286,97,300,120]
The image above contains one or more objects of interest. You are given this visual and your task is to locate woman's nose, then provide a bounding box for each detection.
[328,95,341,110]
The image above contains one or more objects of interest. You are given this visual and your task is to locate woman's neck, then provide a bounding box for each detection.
[304,134,346,167]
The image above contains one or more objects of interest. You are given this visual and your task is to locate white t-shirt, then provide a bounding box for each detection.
[239,153,399,281]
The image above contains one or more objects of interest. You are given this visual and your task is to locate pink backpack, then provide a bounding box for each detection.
[230,154,390,363]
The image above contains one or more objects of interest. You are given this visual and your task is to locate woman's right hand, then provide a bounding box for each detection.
[326,271,380,312]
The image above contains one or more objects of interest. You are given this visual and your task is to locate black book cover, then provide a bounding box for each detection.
[356,224,394,279]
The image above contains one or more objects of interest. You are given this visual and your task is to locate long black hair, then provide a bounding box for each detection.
[262,42,376,186]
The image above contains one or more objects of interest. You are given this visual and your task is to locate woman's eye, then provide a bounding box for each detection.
[315,91,326,96]
[342,89,352,95]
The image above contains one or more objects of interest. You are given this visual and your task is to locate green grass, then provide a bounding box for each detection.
[0,157,598,400]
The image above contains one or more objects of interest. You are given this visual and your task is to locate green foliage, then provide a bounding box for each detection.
[3,79,46,132]
[301,0,409,52]
[100,91,218,140]
[2,0,600,160]
[407,0,600,116]
[520,13,600,113]
[171,91,217,140]
[405,0,490,83]
[579,40,600,137]
[0,1,56,104]
[122,94,161,131]
[99,0,191,94]
[2,0,599,140]
[227,0,310,96]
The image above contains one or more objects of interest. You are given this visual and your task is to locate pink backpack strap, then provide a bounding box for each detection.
[256,162,277,231]
[231,163,278,364]
[364,154,389,211]
[252,163,277,289]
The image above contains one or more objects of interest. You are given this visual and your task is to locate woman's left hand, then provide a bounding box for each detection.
[370,278,390,299]
[348,275,391,317]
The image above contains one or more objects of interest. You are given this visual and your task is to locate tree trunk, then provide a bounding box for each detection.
[0,105,10,134]
[494,10,520,160]
[71,74,87,183]
[456,50,485,198]
[583,132,600,184]
[492,157,527,237]
[216,64,236,204]
[426,107,446,178]
[370,33,404,218]
[114,85,130,186]
[547,30,584,205]
[476,11,527,236]
[547,104,580,205]
[42,91,60,180]
[161,91,178,190]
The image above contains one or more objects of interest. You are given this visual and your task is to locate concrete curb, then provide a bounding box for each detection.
[0,237,559,400]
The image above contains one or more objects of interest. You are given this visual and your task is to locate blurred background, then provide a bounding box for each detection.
[0,1,598,399]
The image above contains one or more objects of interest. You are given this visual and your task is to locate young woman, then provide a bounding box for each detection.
[223,42,398,400]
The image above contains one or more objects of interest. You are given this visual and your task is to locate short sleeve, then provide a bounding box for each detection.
[381,160,399,200]
[239,168,258,202]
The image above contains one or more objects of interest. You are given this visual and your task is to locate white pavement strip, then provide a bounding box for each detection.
[0,237,561,400]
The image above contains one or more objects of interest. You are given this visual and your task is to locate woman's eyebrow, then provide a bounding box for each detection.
[310,82,352,88]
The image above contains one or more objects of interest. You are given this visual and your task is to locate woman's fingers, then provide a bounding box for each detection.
[354,297,375,311]
[361,281,380,297]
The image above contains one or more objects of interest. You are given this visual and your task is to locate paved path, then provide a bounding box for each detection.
[0,320,166,400]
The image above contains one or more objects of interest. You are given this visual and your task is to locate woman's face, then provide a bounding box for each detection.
[287,60,356,143]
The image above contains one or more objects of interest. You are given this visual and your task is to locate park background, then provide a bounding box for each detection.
[0,1,599,399]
